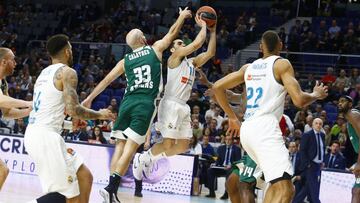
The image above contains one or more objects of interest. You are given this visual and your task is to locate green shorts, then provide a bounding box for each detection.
[355,177,360,188]
[231,155,258,183]
[111,96,156,144]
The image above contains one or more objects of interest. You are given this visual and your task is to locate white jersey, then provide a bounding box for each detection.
[243,55,287,122]
[163,57,195,102]
[28,63,66,133]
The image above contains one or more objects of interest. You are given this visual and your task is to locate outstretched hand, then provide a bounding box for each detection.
[195,13,207,28]
[179,7,192,19]
[227,117,241,138]
[313,81,328,100]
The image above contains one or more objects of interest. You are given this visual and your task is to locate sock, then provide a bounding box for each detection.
[148,150,167,162]
[36,192,66,203]
[105,172,121,192]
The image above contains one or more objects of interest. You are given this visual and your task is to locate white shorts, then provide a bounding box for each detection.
[24,125,84,198]
[240,115,293,183]
[156,98,192,139]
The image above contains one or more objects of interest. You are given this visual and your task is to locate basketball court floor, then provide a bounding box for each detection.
[0,171,234,203]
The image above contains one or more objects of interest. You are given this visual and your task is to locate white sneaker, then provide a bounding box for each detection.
[132,153,144,180]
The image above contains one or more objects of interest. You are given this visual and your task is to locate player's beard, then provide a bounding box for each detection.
[338,105,350,114]
[68,54,74,67]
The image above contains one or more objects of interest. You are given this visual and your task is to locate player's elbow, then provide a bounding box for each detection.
[65,104,81,119]
[292,99,306,108]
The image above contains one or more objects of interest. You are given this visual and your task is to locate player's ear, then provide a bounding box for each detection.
[259,43,263,52]
[279,41,283,51]
[170,47,175,53]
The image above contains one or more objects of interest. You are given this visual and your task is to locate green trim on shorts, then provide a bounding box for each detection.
[354,177,360,188]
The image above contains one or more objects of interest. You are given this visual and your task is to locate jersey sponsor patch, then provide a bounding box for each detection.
[181,76,188,84]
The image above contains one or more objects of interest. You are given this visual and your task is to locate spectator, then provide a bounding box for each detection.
[188,134,202,155]
[330,115,346,141]
[321,67,336,84]
[192,119,203,139]
[89,126,107,144]
[349,68,360,88]
[304,114,314,133]
[328,19,341,39]
[294,118,325,203]
[205,101,216,119]
[206,134,241,199]
[334,69,350,90]
[209,119,219,142]
[324,141,346,169]
[201,135,216,157]
[289,141,301,194]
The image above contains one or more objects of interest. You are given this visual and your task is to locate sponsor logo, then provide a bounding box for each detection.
[168,123,173,129]
[181,76,188,84]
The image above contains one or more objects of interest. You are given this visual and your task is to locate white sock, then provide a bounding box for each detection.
[148,149,167,162]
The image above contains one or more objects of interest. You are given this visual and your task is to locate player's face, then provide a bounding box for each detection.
[338,98,351,113]
[3,51,16,76]
[173,40,185,50]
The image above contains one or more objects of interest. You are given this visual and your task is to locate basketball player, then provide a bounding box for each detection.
[132,14,217,180]
[212,30,328,202]
[227,154,263,203]
[338,95,360,203]
[81,7,192,203]
[24,34,114,203]
[0,48,33,191]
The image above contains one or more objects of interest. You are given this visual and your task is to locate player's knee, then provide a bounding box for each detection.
[78,165,93,184]
[0,164,9,177]
[352,187,360,197]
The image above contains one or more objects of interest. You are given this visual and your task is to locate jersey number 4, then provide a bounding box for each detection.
[246,87,263,108]
[33,91,41,112]
[133,65,151,85]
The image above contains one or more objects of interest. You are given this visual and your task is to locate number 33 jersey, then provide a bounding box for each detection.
[28,63,66,132]
[124,46,162,100]
[244,55,287,122]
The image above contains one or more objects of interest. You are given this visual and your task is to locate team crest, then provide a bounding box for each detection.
[67,148,76,156]
[67,175,73,184]
[168,123,173,129]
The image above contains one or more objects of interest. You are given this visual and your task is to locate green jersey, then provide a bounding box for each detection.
[347,109,359,154]
[348,122,359,154]
[124,46,162,100]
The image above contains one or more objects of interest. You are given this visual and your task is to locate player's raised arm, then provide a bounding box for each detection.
[62,67,113,120]
[276,59,328,108]
[82,59,125,108]
[169,14,207,63]
[192,23,216,68]
[152,7,192,52]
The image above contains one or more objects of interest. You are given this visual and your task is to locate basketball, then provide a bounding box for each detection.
[196,6,217,27]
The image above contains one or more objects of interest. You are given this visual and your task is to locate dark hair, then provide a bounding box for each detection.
[191,134,198,148]
[331,140,340,146]
[261,30,280,53]
[91,126,107,144]
[46,34,70,57]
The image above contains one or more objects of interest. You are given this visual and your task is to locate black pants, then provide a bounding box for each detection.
[207,167,232,194]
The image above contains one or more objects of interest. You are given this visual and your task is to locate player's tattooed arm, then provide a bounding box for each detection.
[62,68,108,120]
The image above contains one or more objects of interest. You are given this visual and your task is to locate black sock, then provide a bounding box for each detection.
[105,172,121,192]
[37,192,66,203]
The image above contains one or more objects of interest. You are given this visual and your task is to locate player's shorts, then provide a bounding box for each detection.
[240,115,293,183]
[232,155,265,189]
[155,97,192,139]
[112,96,156,145]
[355,177,360,188]
[24,125,84,198]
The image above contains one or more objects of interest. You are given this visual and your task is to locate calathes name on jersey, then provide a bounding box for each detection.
[130,81,154,91]
[128,49,150,60]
